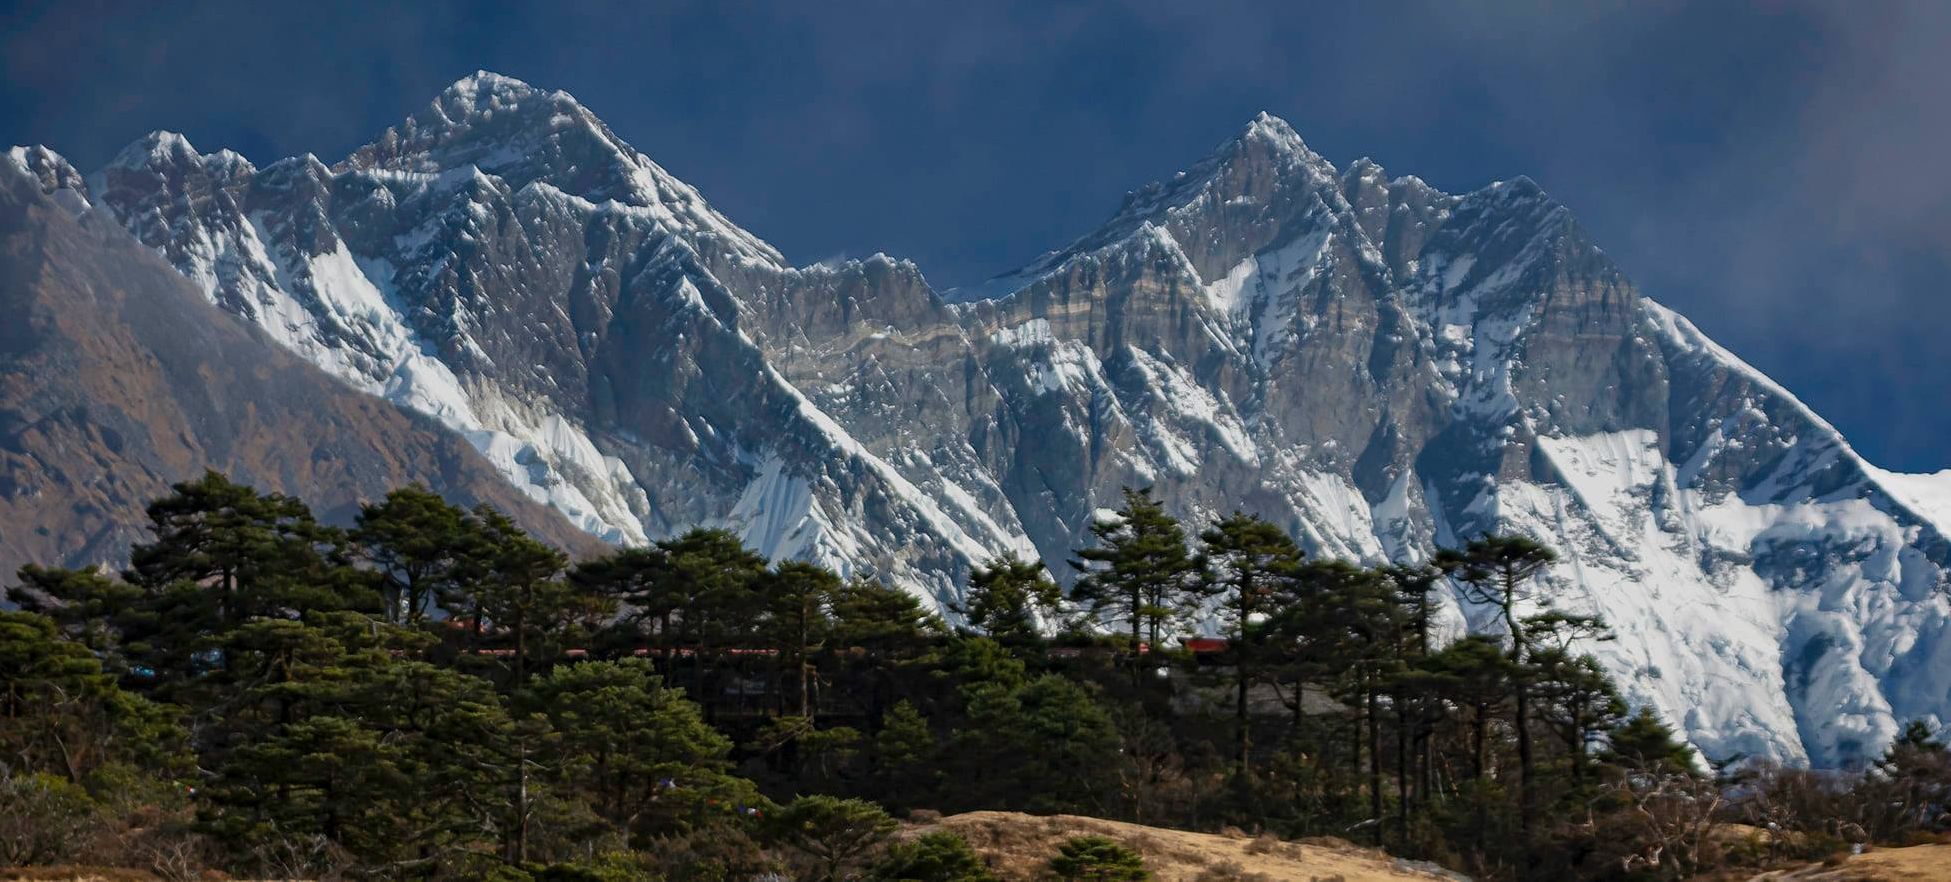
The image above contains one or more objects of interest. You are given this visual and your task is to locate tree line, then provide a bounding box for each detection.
[1,474,1946,881]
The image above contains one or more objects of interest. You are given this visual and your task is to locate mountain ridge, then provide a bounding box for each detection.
[8,71,1950,767]
[0,155,604,581]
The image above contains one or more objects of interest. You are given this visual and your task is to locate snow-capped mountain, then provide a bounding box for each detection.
[0,146,599,582]
[12,72,1951,767]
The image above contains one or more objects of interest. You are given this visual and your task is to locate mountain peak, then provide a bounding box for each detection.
[344,73,783,266]
[1238,111,1309,156]
[5,144,80,181]
[4,145,91,211]
[946,111,1342,302]
[1465,174,1567,223]
[107,130,201,171]
[445,69,537,98]
[1491,174,1545,196]
[353,71,595,173]
[1221,111,1330,177]
[430,70,576,127]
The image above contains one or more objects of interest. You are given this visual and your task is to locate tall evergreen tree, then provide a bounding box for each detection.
[204,620,520,876]
[0,611,185,784]
[1198,512,1303,784]
[1070,487,1199,685]
[830,580,943,724]
[22,475,374,698]
[1530,648,1626,790]
[961,554,1062,642]
[8,565,144,664]
[759,561,839,720]
[1417,635,1515,783]
[353,485,473,624]
[462,506,576,686]
[655,529,767,703]
[1295,560,1399,841]
[1522,610,1620,791]
[1604,708,1695,774]
[524,658,756,842]
[954,674,1120,814]
[1867,719,1951,839]
[870,700,938,810]
[1380,563,1443,831]
[569,547,676,657]
[769,795,898,882]
[1437,534,1556,830]
[129,471,371,628]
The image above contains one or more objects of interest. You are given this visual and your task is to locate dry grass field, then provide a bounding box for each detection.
[913,810,1466,881]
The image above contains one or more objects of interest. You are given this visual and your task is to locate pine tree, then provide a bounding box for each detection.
[129,471,372,629]
[759,562,839,720]
[870,830,998,882]
[961,554,1062,642]
[940,635,1028,696]
[1530,648,1626,790]
[1198,512,1303,784]
[0,611,186,784]
[216,714,405,855]
[204,624,520,874]
[1604,708,1695,774]
[6,565,143,660]
[347,655,531,868]
[1380,562,1442,831]
[569,547,675,657]
[832,579,943,654]
[1524,610,1622,791]
[1070,487,1198,685]
[1417,635,1515,782]
[654,529,767,706]
[464,506,575,686]
[954,674,1120,814]
[107,473,376,692]
[1437,534,1556,830]
[353,484,473,624]
[1265,560,1393,754]
[769,795,898,882]
[1869,719,1951,839]
[1048,835,1151,881]
[523,658,753,841]
[1292,560,1399,841]
[830,579,944,723]
[871,700,937,810]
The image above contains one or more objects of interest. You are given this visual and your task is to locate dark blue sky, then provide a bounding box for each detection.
[6,1,1949,470]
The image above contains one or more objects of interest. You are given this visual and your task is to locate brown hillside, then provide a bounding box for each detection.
[916,810,1466,881]
[1746,842,1951,881]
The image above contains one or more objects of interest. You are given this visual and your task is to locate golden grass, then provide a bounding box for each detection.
[1746,842,1951,881]
[914,810,1462,882]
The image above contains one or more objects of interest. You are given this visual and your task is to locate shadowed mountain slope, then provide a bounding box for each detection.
[0,154,600,580]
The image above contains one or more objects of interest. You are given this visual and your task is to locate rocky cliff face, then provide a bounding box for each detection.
[0,152,602,582]
[16,72,1951,766]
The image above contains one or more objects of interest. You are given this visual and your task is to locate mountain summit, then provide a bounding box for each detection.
[7,72,1950,767]
[344,71,781,266]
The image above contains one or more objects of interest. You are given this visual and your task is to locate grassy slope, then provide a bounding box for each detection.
[1745,842,1951,881]
[916,810,1465,881]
